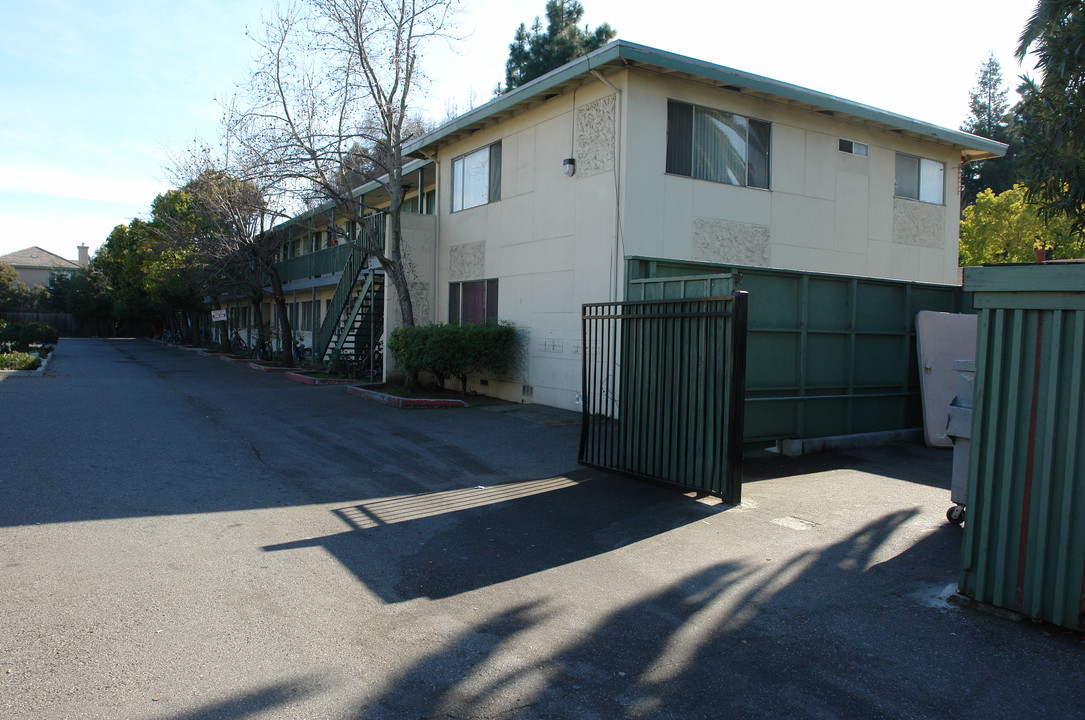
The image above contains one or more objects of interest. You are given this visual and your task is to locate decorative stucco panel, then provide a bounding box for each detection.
[449,241,486,282]
[389,280,430,328]
[574,95,616,177]
[892,199,945,249]
[693,218,770,266]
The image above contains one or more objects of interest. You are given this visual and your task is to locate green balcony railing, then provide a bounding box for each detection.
[274,244,353,285]
[273,213,389,285]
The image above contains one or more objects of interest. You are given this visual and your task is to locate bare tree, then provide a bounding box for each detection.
[226,0,459,330]
[169,143,298,366]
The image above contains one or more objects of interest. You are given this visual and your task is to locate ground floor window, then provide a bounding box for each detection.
[449,279,498,325]
[297,301,312,331]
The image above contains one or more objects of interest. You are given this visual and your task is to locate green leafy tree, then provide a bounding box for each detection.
[960,54,1021,208]
[56,269,115,335]
[959,185,1082,265]
[95,220,160,330]
[148,186,220,344]
[501,0,615,92]
[1014,0,1085,234]
[0,261,31,311]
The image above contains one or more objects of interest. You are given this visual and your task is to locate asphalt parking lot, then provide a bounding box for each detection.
[1,338,1082,719]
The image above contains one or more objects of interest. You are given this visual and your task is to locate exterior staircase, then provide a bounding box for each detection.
[313,243,367,365]
[327,271,385,377]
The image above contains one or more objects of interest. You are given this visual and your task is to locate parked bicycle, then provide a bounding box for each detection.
[230,329,249,355]
[355,340,384,381]
[292,339,312,365]
[251,338,273,362]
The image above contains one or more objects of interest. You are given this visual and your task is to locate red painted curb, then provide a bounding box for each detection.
[346,385,469,408]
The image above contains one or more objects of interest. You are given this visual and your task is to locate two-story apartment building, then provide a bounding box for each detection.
[248,40,1004,415]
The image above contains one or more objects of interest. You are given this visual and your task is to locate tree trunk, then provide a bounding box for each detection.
[186,307,200,346]
[250,291,265,341]
[267,269,294,368]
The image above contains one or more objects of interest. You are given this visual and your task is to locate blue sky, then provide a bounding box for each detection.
[1,0,1038,263]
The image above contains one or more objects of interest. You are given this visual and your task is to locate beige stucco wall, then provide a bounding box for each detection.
[429,66,967,410]
[12,267,53,289]
[622,69,963,286]
[436,81,620,410]
[387,212,438,331]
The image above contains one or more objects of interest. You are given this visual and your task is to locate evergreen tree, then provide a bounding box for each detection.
[1014,0,1085,234]
[960,54,1020,208]
[501,1,616,92]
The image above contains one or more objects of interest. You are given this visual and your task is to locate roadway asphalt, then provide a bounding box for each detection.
[1,338,1082,719]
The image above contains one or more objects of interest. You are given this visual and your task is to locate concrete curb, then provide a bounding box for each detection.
[346,384,470,408]
[776,428,925,456]
[248,363,294,372]
[0,349,53,379]
[284,372,355,386]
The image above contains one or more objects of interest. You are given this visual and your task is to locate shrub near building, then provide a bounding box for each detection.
[389,322,517,396]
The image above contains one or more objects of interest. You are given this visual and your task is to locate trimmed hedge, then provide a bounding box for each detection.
[0,320,59,352]
[388,322,517,395]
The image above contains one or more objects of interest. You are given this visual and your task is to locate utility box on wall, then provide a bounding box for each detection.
[959,263,1085,630]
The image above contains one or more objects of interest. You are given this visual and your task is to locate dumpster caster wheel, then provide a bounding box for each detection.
[947,505,965,525]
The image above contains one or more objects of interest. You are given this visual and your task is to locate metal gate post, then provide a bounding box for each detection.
[726,290,749,505]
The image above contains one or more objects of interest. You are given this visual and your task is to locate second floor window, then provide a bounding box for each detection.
[895,153,944,205]
[452,142,501,212]
[666,100,771,189]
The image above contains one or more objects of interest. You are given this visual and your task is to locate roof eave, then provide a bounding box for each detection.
[406,40,1008,161]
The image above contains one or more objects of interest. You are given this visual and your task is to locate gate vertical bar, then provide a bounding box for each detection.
[727,291,749,505]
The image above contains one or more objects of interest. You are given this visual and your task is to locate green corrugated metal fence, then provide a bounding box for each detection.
[960,264,1085,630]
[627,257,971,446]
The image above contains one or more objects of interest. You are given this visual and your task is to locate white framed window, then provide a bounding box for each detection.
[895,153,944,204]
[452,142,501,212]
[839,138,868,156]
[666,100,771,189]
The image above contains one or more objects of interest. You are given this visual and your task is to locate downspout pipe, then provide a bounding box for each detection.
[591,68,623,302]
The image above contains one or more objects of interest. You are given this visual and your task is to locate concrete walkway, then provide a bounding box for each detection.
[1,338,1081,719]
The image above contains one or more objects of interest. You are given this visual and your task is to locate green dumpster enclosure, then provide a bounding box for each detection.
[960,262,1085,631]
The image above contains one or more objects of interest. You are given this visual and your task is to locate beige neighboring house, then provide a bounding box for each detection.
[1,245,88,289]
[236,40,1006,412]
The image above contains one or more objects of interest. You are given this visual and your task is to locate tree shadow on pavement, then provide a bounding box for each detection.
[262,468,728,603]
[347,508,1085,719]
[743,442,953,491]
[157,676,323,720]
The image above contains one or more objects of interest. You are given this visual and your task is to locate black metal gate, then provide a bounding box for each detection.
[579,291,748,503]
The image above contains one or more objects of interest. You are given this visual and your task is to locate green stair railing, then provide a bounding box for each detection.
[332,272,381,356]
[313,245,368,364]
